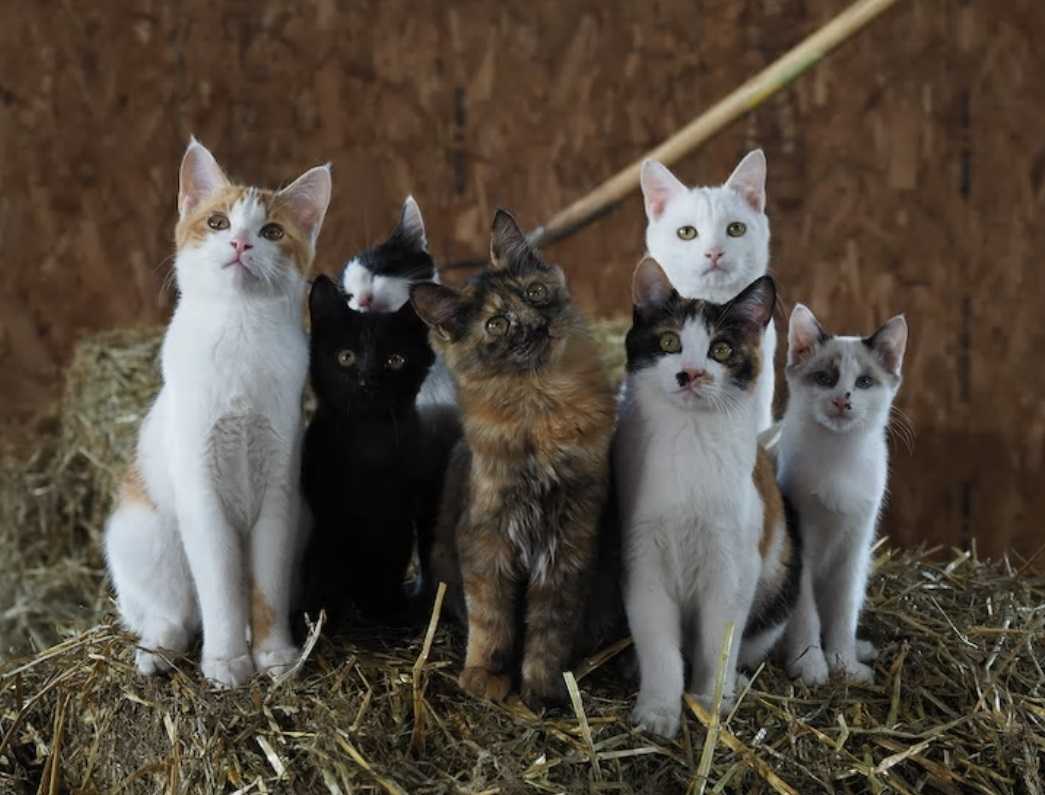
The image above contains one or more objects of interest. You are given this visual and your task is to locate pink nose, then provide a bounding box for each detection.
[832,396,850,412]
[231,239,253,255]
[357,295,372,309]
[705,248,724,264]
[676,368,706,387]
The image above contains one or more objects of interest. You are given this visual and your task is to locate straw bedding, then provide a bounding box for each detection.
[1,326,1043,794]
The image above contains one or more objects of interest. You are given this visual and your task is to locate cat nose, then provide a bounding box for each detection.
[230,239,253,255]
[676,368,705,387]
[357,295,372,309]
[704,248,723,263]
[832,396,851,411]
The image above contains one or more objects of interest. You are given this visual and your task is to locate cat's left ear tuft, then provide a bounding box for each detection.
[411,282,464,340]
[640,160,687,221]
[490,209,537,271]
[398,195,428,252]
[866,314,908,375]
[309,273,347,328]
[632,256,676,309]
[788,304,827,365]
[726,275,776,330]
[725,149,767,213]
[277,164,333,244]
[178,138,229,217]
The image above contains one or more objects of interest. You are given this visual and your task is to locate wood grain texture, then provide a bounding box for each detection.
[1,0,1042,557]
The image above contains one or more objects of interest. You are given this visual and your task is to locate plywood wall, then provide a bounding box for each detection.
[1,0,1043,559]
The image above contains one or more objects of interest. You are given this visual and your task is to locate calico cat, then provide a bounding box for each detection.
[778,304,907,686]
[616,257,799,738]
[301,274,457,625]
[104,140,331,686]
[340,196,455,406]
[640,151,776,431]
[410,210,619,708]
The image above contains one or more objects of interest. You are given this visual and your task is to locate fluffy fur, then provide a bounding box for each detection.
[616,257,799,738]
[640,151,776,431]
[104,140,332,687]
[301,275,457,626]
[411,210,620,708]
[778,305,908,686]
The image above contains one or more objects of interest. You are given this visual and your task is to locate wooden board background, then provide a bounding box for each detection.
[1,0,1043,560]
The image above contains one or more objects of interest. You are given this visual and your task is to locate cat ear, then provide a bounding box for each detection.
[411,282,464,340]
[724,275,776,330]
[277,164,333,244]
[632,256,676,309]
[865,315,908,375]
[489,209,539,271]
[640,160,687,221]
[397,195,428,253]
[788,304,828,365]
[724,149,767,213]
[309,274,347,328]
[178,138,229,217]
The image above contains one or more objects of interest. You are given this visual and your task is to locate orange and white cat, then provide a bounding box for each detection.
[104,140,331,687]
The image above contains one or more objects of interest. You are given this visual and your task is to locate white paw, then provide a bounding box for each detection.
[856,639,878,663]
[135,648,173,676]
[788,649,829,687]
[253,646,301,678]
[829,655,874,684]
[690,690,737,717]
[201,654,255,688]
[632,700,681,739]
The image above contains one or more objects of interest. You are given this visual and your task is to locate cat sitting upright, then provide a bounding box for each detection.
[640,151,776,431]
[616,257,800,738]
[778,304,907,686]
[301,274,457,625]
[104,139,332,687]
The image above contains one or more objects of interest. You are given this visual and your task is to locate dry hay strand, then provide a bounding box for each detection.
[2,325,1045,793]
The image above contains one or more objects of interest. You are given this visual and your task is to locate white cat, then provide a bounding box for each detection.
[616,257,800,738]
[640,150,776,431]
[778,304,907,686]
[340,196,455,406]
[104,139,332,687]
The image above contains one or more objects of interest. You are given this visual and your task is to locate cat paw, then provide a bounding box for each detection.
[201,654,255,688]
[788,650,830,687]
[856,639,878,663]
[829,656,874,685]
[459,667,512,702]
[690,690,737,717]
[253,646,301,678]
[135,648,174,676]
[521,675,570,712]
[632,700,681,739]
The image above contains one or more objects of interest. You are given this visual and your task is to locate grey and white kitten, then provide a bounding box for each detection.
[778,304,908,686]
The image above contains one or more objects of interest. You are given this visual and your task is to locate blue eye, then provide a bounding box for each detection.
[855,374,875,389]
[814,371,835,387]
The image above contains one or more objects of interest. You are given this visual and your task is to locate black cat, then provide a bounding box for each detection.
[302,274,455,626]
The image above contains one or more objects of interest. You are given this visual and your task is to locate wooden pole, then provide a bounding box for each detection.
[525,0,901,250]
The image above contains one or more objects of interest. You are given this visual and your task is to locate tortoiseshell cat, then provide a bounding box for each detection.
[411,210,620,708]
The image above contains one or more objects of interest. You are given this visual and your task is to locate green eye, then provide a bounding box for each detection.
[525,283,548,303]
[207,213,230,231]
[386,353,406,371]
[659,331,681,353]
[710,341,733,362]
[677,225,698,241]
[855,374,874,389]
[260,223,284,241]
[814,370,835,387]
[337,350,356,367]
[726,222,747,237]
[486,316,509,336]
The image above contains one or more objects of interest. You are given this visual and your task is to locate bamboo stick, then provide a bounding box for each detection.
[526,0,902,250]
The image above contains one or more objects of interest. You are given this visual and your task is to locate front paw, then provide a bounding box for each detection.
[459,666,512,702]
[521,674,570,712]
[828,655,874,684]
[201,654,255,688]
[632,698,681,739]
[254,646,301,678]
[788,648,830,687]
[856,639,878,663]
[135,648,174,676]
[690,689,737,718]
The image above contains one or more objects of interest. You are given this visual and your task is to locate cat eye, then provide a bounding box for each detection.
[260,223,284,241]
[486,316,509,336]
[525,283,549,304]
[676,225,698,241]
[710,341,733,362]
[726,222,747,237]
[658,331,682,353]
[336,350,356,367]
[813,370,836,387]
[207,213,230,231]
[386,353,406,371]
[855,374,875,389]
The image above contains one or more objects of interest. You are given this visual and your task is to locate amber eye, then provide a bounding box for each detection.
[207,213,230,231]
[525,283,549,304]
[337,350,356,367]
[726,222,747,238]
[710,341,733,362]
[677,225,698,241]
[659,331,682,353]
[386,353,406,371]
[260,223,284,241]
[486,316,509,336]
